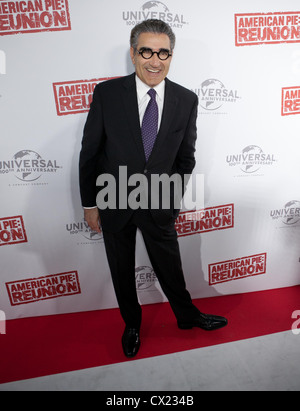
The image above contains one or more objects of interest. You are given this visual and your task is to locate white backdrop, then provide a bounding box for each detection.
[0,0,300,320]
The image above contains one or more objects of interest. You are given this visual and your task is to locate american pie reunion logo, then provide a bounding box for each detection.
[235,12,300,46]
[0,0,71,36]
[53,77,120,116]
[282,86,300,116]
[6,271,81,306]
[175,204,234,238]
[0,215,27,246]
[209,253,267,286]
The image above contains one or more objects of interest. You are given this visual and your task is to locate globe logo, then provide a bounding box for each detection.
[282,201,300,225]
[135,266,157,291]
[194,79,241,112]
[13,150,43,181]
[142,1,169,13]
[82,227,103,242]
[199,79,226,111]
[240,145,264,174]
[123,1,187,28]
[66,219,104,242]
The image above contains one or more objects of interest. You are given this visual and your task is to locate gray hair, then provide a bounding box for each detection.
[130,19,176,52]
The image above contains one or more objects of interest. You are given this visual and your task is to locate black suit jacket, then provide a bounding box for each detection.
[79,73,198,232]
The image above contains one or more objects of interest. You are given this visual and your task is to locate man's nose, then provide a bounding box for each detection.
[150,53,161,66]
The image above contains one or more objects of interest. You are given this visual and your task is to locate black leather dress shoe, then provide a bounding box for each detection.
[178,313,228,331]
[122,327,140,358]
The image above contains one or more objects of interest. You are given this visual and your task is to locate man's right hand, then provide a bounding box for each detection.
[84,208,102,233]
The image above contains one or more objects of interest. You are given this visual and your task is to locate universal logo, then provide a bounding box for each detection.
[66,219,104,244]
[192,79,241,114]
[122,1,188,29]
[226,145,277,176]
[0,150,62,184]
[135,266,158,291]
[270,201,300,227]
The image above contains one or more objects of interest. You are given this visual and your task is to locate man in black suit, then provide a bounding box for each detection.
[79,19,227,358]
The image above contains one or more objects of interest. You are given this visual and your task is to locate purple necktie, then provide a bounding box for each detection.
[141,89,158,162]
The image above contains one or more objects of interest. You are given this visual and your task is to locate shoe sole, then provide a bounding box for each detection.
[178,321,228,331]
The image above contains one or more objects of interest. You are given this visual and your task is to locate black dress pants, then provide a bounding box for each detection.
[102,209,200,329]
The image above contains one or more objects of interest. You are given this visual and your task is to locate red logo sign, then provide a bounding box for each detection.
[0,216,27,246]
[6,271,81,306]
[235,12,300,46]
[53,77,119,116]
[175,204,234,238]
[0,0,71,36]
[282,86,300,116]
[209,253,267,286]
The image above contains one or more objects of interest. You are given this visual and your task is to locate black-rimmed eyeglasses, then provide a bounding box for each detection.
[138,47,172,61]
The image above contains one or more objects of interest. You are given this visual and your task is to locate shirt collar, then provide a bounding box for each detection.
[135,74,165,103]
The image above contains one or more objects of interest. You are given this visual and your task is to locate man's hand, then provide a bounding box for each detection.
[84,208,102,233]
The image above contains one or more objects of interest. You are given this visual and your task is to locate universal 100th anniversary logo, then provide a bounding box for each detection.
[0,149,62,185]
[122,1,188,29]
[270,201,300,228]
[192,79,241,115]
[226,145,278,177]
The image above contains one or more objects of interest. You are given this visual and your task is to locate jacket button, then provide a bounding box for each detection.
[144,169,148,174]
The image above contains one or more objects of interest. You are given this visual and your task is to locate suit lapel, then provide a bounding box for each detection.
[158,78,178,138]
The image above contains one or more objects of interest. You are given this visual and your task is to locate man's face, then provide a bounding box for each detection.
[130,32,173,87]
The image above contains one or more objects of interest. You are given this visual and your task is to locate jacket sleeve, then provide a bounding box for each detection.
[79,84,105,207]
[175,95,198,181]
[170,94,198,217]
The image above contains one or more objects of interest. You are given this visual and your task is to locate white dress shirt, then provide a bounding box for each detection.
[84,75,165,209]
[135,74,165,131]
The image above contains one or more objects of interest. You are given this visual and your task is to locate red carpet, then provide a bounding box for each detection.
[0,286,299,384]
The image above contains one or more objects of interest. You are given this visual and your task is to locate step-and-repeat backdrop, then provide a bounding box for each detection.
[1,0,300,320]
